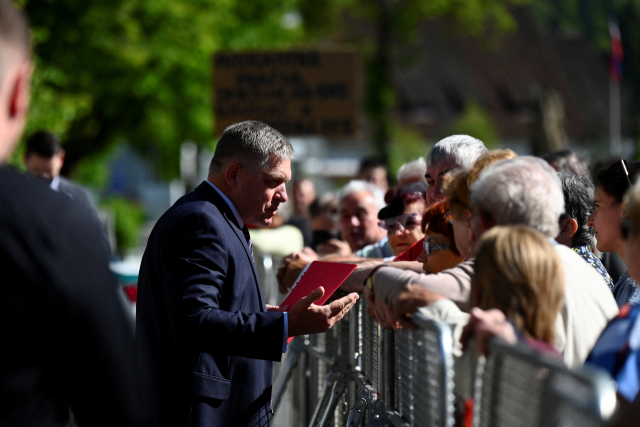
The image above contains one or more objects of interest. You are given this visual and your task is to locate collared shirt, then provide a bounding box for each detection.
[50,175,60,192]
[205,180,288,352]
[356,235,394,259]
[572,246,615,290]
[206,180,244,228]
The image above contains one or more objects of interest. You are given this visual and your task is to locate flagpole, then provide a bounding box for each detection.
[610,77,621,156]
[609,19,623,157]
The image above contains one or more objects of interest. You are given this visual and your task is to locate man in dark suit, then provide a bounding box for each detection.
[23,130,107,245]
[0,1,151,425]
[136,120,359,427]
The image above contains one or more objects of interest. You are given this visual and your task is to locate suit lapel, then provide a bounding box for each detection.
[194,182,265,309]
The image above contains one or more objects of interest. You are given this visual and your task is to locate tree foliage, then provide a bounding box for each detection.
[18,0,524,180]
[20,0,304,178]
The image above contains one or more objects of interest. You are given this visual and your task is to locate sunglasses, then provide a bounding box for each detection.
[378,213,422,233]
[423,238,450,255]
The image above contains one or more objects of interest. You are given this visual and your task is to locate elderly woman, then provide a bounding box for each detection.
[587,160,640,306]
[407,226,565,356]
[367,150,517,328]
[377,182,428,257]
[417,199,464,274]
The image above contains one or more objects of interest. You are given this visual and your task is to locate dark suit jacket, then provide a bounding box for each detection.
[58,176,109,251]
[0,167,151,427]
[136,181,286,427]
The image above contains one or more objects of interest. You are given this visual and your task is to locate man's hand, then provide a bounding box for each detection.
[317,238,352,257]
[266,304,286,312]
[287,287,359,337]
[277,248,319,294]
[460,308,517,356]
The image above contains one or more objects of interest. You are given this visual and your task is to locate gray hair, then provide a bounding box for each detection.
[338,180,386,213]
[209,120,294,174]
[427,135,488,169]
[470,156,564,238]
[396,157,427,183]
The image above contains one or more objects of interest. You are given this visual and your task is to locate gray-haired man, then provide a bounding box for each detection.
[136,120,359,427]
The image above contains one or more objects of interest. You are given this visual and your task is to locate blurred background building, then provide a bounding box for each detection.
[10,1,640,258]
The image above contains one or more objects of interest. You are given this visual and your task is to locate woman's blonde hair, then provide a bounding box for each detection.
[473,225,564,344]
[443,149,517,221]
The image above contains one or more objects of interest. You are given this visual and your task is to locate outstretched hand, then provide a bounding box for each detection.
[287,287,359,337]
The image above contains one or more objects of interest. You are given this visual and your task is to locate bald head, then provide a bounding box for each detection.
[0,0,30,77]
[0,0,31,162]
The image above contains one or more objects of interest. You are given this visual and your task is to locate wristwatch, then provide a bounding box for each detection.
[365,275,375,291]
[363,265,388,292]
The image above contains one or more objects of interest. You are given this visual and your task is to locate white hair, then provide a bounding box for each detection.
[396,158,427,183]
[470,156,564,238]
[338,180,386,213]
[427,135,488,169]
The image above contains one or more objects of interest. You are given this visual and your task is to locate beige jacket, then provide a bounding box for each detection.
[373,245,619,368]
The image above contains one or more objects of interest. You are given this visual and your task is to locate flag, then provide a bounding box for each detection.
[610,21,623,83]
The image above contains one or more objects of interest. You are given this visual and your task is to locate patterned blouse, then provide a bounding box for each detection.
[572,246,614,290]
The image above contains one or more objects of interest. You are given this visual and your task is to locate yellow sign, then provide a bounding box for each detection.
[214,50,359,137]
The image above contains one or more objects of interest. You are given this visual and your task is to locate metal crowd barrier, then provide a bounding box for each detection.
[270,299,456,427]
[257,256,618,427]
[472,339,617,427]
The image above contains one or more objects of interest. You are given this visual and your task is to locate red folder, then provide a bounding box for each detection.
[281,261,357,343]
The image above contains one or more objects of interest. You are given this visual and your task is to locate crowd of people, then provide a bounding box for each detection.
[3,0,640,425]
[276,138,640,425]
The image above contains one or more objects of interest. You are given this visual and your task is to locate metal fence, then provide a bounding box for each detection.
[255,255,618,427]
[270,300,617,427]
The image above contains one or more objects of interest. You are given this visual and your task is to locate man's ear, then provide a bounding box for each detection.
[224,163,241,188]
[556,217,578,246]
[59,149,66,165]
[9,62,32,121]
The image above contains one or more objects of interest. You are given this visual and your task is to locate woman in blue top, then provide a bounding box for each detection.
[587,160,640,307]
[587,175,640,415]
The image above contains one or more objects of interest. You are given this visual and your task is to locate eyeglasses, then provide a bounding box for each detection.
[378,213,422,233]
[423,238,450,255]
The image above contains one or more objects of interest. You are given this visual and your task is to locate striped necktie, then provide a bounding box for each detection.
[241,225,254,262]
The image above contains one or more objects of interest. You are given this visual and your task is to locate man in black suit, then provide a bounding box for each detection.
[136,120,359,427]
[0,1,151,425]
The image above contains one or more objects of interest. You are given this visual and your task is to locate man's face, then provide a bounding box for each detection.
[339,191,384,251]
[361,166,388,191]
[24,152,64,183]
[233,156,291,227]
[587,186,624,253]
[425,161,458,204]
[293,179,316,214]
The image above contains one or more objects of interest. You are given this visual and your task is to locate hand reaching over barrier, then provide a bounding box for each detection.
[277,248,318,293]
[316,238,352,256]
[460,308,517,356]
